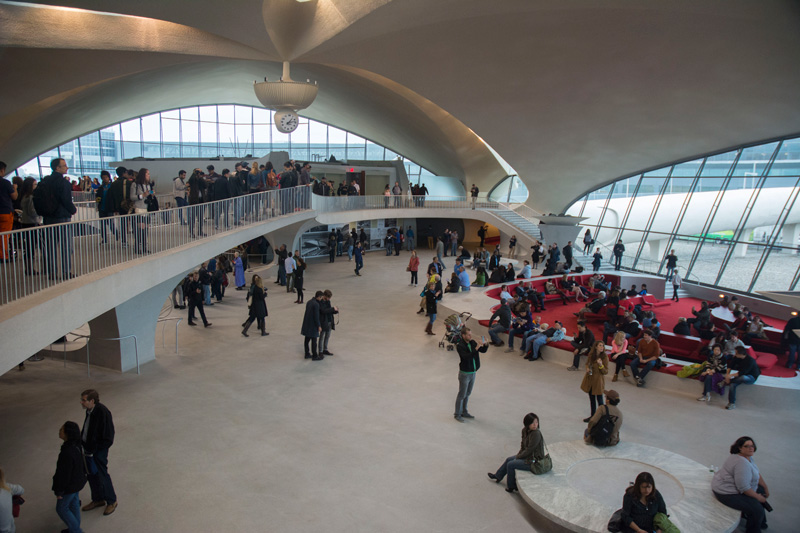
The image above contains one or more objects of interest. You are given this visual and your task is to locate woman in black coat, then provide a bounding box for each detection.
[294,257,306,304]
[53,421,87,533]
[242,275,268,337]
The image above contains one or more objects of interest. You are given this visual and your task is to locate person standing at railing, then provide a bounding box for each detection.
[279,162,294,216]
[664,249,678,281]
[95,171,115,244]
[40,158,77,279]
[19,177,42,275]
[187,169,206,237]
[0,161,18,263]
[392,181,402,207]
[129,168,152,254]
[470,184,479,209]
[419,182,428,207]
[227,167,245,226]
[173,170,188,225]
[212,169,231,230]
[383,184,391,208]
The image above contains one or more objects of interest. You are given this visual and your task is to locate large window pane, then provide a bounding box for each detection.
[141,114,160,143]
[671,158,703,177]
[700,149,737,177]
[16,157,40,178]
[234,124,253,153]
[253,108,270,124]
[218,122,235,152]
[366,141,384,160]
[161,116,180,143]
[768,138,800,176]
[199,105,217,123]
[751,242,800,293]
[731,142,779,177]
[328,126,346,160]
[234,105,252,125]
[120,118,141,142]
[346,132,366,159]
[160,109,180,120]
[217,105,234,124]
[200,121,217,146]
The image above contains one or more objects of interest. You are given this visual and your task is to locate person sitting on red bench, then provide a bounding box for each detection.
[575,292,607,320]
[630,329,661,387]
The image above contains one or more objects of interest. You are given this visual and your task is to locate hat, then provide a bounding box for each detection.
[604,389,620,401]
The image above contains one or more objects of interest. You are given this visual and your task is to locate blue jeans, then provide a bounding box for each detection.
[355,258,363,274]
[508,326,526,349]
[347,246,353,260]
[454,371,476,416]
[531,334,549,359]
[277,264,286,286]
[714,490,765,533]
[429,313,437,325]
[451,242,457,256]
[337,242,343,256]
[493,455,529,491]
[407,237,414,251]
[728,374,756,404]
[488,324,508,344]
[203,284,211,305]
[787,343,800,369]
[630,358,656,380]
[56,491,83,533]
[175,196,187,224]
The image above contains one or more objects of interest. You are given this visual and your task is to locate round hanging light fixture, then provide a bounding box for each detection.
[253,61,318,133]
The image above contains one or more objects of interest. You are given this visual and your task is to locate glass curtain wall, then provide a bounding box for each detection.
[14,104,435,184]
[566,136,800,293]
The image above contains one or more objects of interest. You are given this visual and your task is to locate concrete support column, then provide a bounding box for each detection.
[536,216,588,252]
[86,274,185,372]
[782,223,799,254]
[648,238,670,264]
[733,235,750,258]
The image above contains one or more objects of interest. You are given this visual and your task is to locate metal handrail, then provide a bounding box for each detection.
[499,203,542,221]
[0,186,312,306]
[157,316,182,353]
[59,332,138,376]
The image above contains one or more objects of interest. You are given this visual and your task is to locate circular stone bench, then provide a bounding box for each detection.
[516,440,740,533]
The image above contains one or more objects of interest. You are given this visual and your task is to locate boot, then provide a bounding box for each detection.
[612,374,618,382]
[622,368,630,377]
[425,323,434,335]
[260,324,269,336]
[417,308,424,314]
[242,319,253,337]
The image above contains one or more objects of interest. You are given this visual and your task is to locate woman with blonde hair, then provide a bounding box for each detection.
[580,340,609,422]
[0,466,25,533]
[610,330,629,382]
[408,250,420,286]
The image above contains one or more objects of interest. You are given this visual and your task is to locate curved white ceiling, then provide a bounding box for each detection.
[1,0,799,212]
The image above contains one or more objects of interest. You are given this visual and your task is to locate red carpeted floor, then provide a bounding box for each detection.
[482,287,794,377]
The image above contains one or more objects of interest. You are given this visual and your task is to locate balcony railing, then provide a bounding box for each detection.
[0,187,311,306]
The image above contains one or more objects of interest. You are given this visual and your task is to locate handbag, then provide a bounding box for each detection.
[11,495,24,518]
[530,436,553,475]
[607,508,623,532]
[654,512,681,533]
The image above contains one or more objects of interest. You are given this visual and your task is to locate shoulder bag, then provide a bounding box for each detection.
[531,435,553,475]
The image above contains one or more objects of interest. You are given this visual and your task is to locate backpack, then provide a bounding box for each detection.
[33,178,59,217]
[589,405,617,447]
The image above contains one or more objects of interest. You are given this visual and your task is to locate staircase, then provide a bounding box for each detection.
[489,208,542,241]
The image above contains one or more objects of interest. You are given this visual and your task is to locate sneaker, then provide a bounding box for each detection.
[504,348,515,353]
[454,415,465,423]
[567,366,578,371]
[636,378,644,387]
[726,403,736,410]
[697,394,710,402]
[462,412,475,419]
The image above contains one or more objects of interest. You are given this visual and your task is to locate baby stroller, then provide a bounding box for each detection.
[439,311,472,350]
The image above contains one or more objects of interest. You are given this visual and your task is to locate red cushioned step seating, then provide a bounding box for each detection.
[753,352,778,370]
[641,294,671,308]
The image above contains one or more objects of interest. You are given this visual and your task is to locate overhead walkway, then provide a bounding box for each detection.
[0,192,543,374]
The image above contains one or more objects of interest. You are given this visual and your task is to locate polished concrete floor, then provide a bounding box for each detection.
[1,251,799,532]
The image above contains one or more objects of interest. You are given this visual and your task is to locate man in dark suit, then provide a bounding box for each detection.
[302,291,323,360]
[80,389,118,516]
[40,158,77,279]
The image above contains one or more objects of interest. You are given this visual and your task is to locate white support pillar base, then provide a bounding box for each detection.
[86,274,185,372]
[648,238,670,264]
[783,223,799,254]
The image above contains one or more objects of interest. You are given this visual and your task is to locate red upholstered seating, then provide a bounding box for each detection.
[642,294,671,308]
[753,352,779,370]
